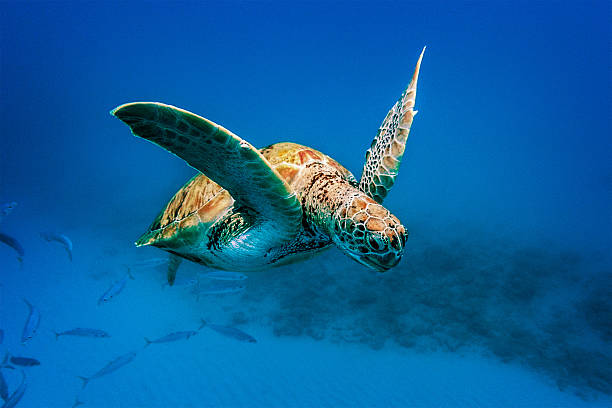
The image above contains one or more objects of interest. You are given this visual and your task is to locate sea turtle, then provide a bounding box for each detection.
[112,48,425,283]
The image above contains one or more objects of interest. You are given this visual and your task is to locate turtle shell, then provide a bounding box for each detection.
[136,142,355,249]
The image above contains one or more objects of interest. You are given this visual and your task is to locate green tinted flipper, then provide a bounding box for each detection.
[112,102,302,243]
[359,47,425,203]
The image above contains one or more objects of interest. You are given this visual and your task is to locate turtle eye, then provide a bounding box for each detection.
[367,234,385,251]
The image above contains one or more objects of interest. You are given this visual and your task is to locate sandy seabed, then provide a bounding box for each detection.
[0,221,610,407]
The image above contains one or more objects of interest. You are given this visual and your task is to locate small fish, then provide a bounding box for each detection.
[0,329,4,344]
[77,351,137,389]
[200,319,256,343]
[0,233,24,263]
[193,281,245,296]
[0,369,8,402]
[1,370,26,408]
[21,299,40,344]
[162,276,199,289]
[98,268,134,305]
[40,232,73,261]
[0,202,17,223]
[202,271,247,281]
[8,356,39,368]
[144,330,197,347]
[54,328,110,340]
[71,396,84,408]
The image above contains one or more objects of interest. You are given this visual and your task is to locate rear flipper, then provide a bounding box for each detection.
[167,254,182,286]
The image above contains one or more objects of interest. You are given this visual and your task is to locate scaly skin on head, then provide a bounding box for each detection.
[298,163,407,272]
[331,192,407,272]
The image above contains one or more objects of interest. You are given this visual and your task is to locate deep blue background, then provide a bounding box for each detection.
[1,1,610,258]
[0,2,611,406]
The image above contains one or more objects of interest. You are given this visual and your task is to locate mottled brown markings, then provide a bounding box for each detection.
[367,203,387,218]
[358,49,422,205]
[298,149,323,164]
[366,218,385,232]
[276,166,299,184]
[115,101,410,271]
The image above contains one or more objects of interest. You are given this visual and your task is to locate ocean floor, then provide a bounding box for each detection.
[0,218,611,407]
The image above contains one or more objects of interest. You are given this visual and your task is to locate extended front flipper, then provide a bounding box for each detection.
[112,103,303,247]
[359,47,425,203]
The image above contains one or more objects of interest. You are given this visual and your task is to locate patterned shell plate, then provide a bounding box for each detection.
[138,142,355,247]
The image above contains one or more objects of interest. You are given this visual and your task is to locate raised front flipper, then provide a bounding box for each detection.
[111,103,303,245]
[359,47,425,203]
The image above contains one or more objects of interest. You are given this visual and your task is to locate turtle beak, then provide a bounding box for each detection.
[359,252,401,272]
[346,251,401,272]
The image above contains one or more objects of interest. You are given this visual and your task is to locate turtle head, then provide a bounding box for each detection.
[330,193,407,272]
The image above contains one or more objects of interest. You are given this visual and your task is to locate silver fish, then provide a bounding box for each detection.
[162,276,199,289]
[8,356,39,367]
[0,202,17,224]
[0,233,24,263]
[21,299,40,344]
[1,370,26,408]
[77,351,137,389]
[202,271,247,281]
[71,396,84,408]
[192,281,245,296]
[144,330,197,347]
[0,369,7,402]
[54,328,110,340]
[98,268,134,305]
[40,232,73,261]
[200,320,256,343]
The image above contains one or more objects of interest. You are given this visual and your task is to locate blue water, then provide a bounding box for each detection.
[1,1,611,407]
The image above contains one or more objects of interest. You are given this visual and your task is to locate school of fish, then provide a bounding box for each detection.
[0,201,256,407]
